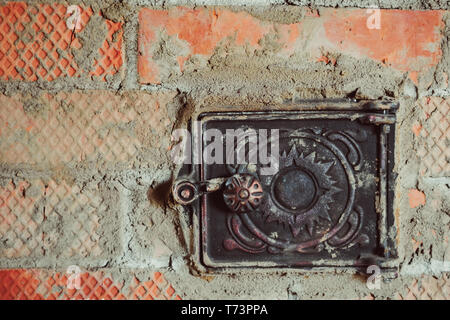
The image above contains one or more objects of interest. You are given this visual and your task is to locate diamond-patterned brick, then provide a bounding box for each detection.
[395,274,450,300]
[0,179,106,259]
[0,269,181,300]
[416,97,450,177]
[90,19,123,81]
[0,180,44,258]
[0,91,176,166]
[0,2,123,82]
[129,273,181,300]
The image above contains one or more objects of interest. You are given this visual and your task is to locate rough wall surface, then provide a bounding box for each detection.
[0,0,449,299]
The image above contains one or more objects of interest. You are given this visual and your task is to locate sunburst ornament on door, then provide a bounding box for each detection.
[259,144,343,237]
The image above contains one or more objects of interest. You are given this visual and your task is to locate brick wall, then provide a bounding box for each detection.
[0,1,449,299]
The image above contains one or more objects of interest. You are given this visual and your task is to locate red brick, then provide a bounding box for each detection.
[0,2,123,82]
[90,19,123,80]
[0,269,181,300]
[0,91,176,166]
[138,7,299,84]
[138,7,444,84]
[322,9,444,72]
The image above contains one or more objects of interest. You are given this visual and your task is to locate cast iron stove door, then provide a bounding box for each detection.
[173,101,398,270]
